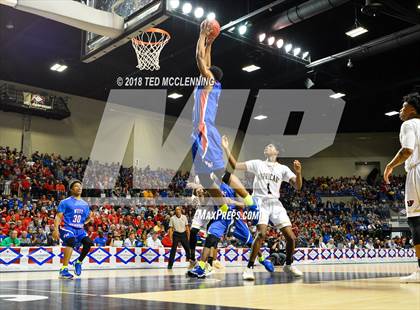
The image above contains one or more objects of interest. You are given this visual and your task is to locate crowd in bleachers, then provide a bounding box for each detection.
[0,146,410,250]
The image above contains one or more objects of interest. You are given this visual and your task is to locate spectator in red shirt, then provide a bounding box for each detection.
[144,216,154,230]
[15,220,24,236]
[161,233,172,247]
[10,179,19,196]
[0,218,9,235]
[21,177,31,191]
[56,181,65,196]
[87,226,98,241]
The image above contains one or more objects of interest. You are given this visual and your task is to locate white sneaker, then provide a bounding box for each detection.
[205,263,214,276]
[283,265,303,277]
[213,260,224,270]
[400,269,420,283]
[243,267,255,281]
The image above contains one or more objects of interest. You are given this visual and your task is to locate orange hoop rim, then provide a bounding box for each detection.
[132,28,171,46]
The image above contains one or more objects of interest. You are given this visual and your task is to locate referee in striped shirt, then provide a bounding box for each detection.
[167,206,191,269]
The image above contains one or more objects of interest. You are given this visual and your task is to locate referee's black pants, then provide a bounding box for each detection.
[168,232,191,268]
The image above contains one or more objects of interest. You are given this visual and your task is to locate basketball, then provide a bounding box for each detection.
[206,19,221,40]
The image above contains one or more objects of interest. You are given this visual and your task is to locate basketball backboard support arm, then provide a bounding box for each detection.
[81,0,168,63]
[0,0,124,38]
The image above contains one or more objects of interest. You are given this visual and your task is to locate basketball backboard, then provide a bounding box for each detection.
[81,0,169,63]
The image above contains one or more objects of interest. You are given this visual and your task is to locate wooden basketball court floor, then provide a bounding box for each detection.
[0,263,418,309]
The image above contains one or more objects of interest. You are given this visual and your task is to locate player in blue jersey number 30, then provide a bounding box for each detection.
[52,179,94,279]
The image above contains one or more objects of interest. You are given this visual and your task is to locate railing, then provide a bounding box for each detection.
[0,246,416,272]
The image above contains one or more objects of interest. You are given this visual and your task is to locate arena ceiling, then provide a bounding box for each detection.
[1,0,420,133]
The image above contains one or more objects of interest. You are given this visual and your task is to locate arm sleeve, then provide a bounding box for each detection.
[283,166,297,183]
[400,121,416,150]
[57,200,66,214]
[245,160,260,174]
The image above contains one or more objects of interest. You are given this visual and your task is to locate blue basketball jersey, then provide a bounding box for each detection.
[57,197,90,229]
[220,182,236,199]
[192,82,222,131]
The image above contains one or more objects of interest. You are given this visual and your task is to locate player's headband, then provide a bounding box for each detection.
[69,179,82,191]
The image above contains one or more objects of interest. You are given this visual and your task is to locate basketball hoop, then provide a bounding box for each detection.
[131,28,170,71]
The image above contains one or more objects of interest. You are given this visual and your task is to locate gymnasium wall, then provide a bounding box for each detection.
[0,80,405,177]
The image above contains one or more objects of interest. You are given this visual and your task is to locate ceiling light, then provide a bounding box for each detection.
[330,93,346,99]
[50,63,67,72]
[254,115,268,120]
[169,0,180,9]
[182,3,192,14]
[239,25,247,35]
[194,7,204,18]
[285,43,293,53]
[207,12,216,21]
[276,39,284,48]
[258,33,266,42]
[5,22,14,30]
[302,51,309,59]
[56,65,68,72]
[346,26,368,38]
[385,111,399,116]
[293,47,301,56]
[50,64,61,71]
[168,92,183,99]
[267,36,275,46]
[242,65,261,73]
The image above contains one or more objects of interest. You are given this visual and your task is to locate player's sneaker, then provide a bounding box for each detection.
[188,264,206,278]
[205,263,214,276]
[59,268,74,280]
[259,258,274,272]
[213,260,224,270]
[400,269,420,283]
[74,260,82,276]
[242,267,255,281]
[283,265,303,277]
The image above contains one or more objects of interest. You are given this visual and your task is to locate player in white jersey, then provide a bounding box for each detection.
[187,180,215,269]
[222,136,303,280]
[384,93,420,283]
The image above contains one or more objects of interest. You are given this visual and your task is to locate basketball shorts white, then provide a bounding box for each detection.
[191,206,213,230]
[257,198,291,229]
[405,165,420,218]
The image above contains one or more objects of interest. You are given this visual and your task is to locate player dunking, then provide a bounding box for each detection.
[192,20,257,212]
[52,179,94,279]
[384,93,420,283]
[222,136,303,280]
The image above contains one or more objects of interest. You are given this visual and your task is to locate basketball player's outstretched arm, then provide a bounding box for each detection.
[289,160,303,191]
[196,21,212,79]
[221,135,247,171]
[205,37,212,68]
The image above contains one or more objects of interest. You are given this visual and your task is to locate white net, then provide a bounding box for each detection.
[131,28,170,71]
